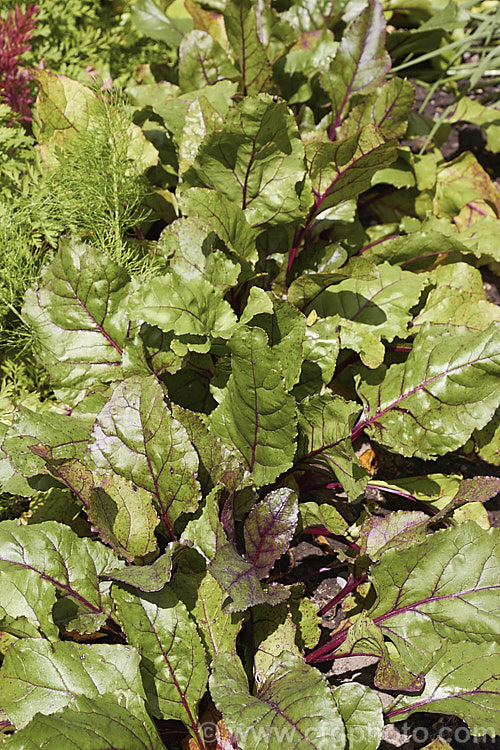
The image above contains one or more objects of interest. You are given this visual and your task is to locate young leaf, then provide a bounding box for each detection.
[0,521,122,639]
[386,641,500,735]
[210,326,297,487]
[297,394,368,500]
[208,542,289,611]
[112,584,209,729]
[0,640,144,728]
[224,0,274,95]
[359,511,428,561]
[105,545,181,592]
[185,95,309,226]
[88,474,159,561]
[3,694,165,750]
[22,239,133,398]
[299,502,348,536]
[243,488,298,579]
[368,522,500,674]
[210,651,345,750]
[331,684,384,750]
[321,0,391,136]
[87,375,201,530]
[339,78,415,141]
[355,322,500,457]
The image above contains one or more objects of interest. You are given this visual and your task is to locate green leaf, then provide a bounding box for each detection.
[434,152,500,219]
[224,0,274,94]
[368,522,500,674]
[173,548,242,662]
[132,272,237,346]
[307,125,397,213]
[359,511,428,561]
[287,256,378,310]
[299,502,348,536]
[87,376,201,529]
[2,694,165,750]
[332,684,384,750]
[131,0,193,46]
[22,239,133,399]
[112,584,209,727]
[386,641,500,735]
[88,474,159,561]
[321,0,391,136]
[356,323,500,458]
[0,521,122,639]
[473,408,500,466]
[244,488,298,579]
[105,545,181,592]
[297,394,368,500]
[339,78,415,140]
[210,326,297,487]
[158,217,240,294]
[0,640,143,728]
[302,315,341,385]
[311,262,425,343]
[179,188,258,263]
[179,30,239,91]
[185,95,309,226]
[210,651,345,750]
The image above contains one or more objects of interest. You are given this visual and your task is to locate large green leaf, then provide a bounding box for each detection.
[210,651,345,750]
[339,78,415,140]
[185,95,309,225]
[179,30,239,92]
[224,0,274,95]
[87,375,201,530]
[355,323,500,457]
[2,695,164,750]
[386,641,500,735]
[112,584,209,728]
[131,0,193,46]
[368,522,500,674]
[311,261,425,342]
[0,521,122,639]
[321,0,391,136]
[307,125,397,214]
[0,640,143,728]
[209,326,297,487]
[22,239,133,398]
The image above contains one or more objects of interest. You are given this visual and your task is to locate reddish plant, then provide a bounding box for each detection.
[0,3,39,122]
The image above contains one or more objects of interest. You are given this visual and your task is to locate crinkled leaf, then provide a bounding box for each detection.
[356,323,500,458]
[179,30,238,91]
[311,262,425,343]
[244,488,298,579]
[210,326,297,487]
[434,152,500,219]
[132,272,237,346]
[185,95,309,226]
[302,315,341,385]
[0,640,143,728]
[131,0,193,46]
[180,486,227,561]
[254,617,299,678]
[173,548,242,662]
[331,684,384,750]
[157,217,240,294]
[387,641,500,735]
[0,521,122,639]
[297,394,368,500]
[2,694,164,750]
[339,321,385,369]
[339,78,415,140]
[210,651,345,750]
[287,256,378,310]
[179,188,258,262]
[308,125,397,214]
[88,474,159,561]
[22,239,132,398]
[87,376,201,529]
[111,584,208,725]
[359,511,428,561]
[368,522,500,674]
[453,476,500,506]
[178,94,225,175]
[209,542,289,612]
[223,0,274,95]
[321,0,391,135]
